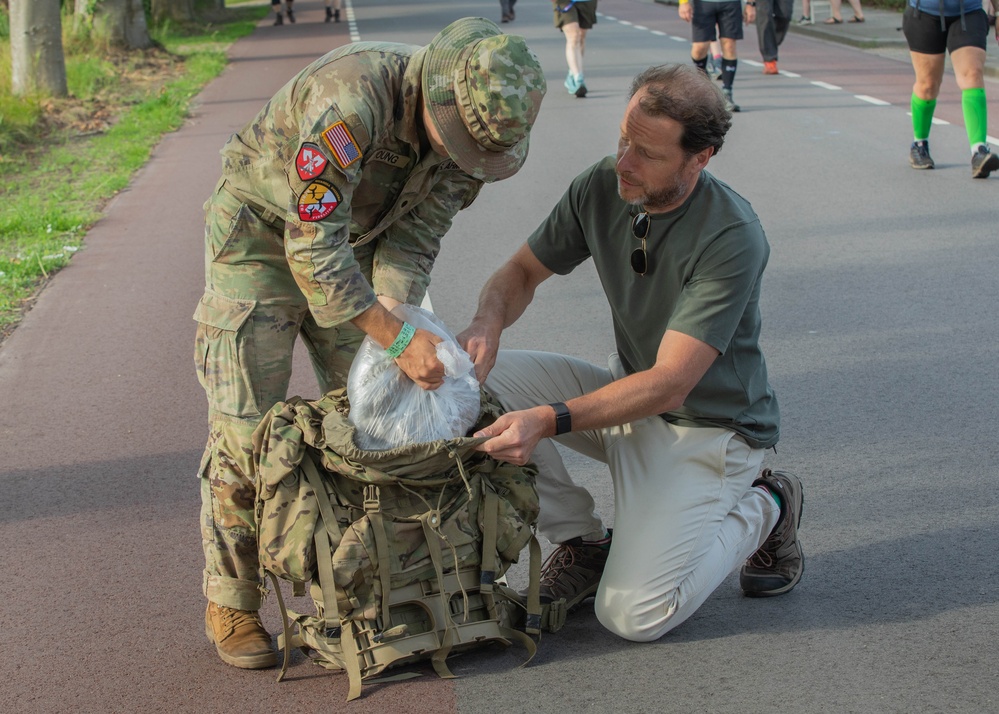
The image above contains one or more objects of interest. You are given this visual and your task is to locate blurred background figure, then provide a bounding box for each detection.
[326,0,342,23]
[500,0,518,23]
[902,0,998,176]
[824,0,865,23]
[271,0,294,26]
[554,0,599,98]
[755,0,793,74]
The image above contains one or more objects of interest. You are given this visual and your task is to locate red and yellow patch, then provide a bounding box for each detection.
[295,142,328,180]
[321,120,362,169]
[297,179,341,222]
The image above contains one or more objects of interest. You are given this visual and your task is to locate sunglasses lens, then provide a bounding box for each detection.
[632,213,650,239]
[631,248,647,275]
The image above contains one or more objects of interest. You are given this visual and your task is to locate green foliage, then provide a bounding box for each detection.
[65,55,117,97]
[0,2,269,334]
[0,7,8,42]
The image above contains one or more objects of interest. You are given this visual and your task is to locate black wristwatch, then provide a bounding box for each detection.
[549,402,572,435]
[746,2,757,5]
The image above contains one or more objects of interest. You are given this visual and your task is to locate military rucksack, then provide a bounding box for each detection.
[252,388,555,700]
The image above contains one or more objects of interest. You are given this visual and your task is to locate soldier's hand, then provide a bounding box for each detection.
[394,328,446,390]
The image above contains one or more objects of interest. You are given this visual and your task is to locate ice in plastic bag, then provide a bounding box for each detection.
[347,304,481,450]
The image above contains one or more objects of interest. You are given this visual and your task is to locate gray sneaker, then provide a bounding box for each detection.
[723,88,740,113]
[538,533,610,610]
[740,470,804,597]
[910,140,934,170]
[971,146,999,178]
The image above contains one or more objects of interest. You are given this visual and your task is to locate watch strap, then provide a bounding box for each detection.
[549,402,572,435]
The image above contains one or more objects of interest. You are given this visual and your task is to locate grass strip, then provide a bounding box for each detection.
[0,5,268,337]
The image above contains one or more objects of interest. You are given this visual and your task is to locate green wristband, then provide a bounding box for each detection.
[385,322,416,358]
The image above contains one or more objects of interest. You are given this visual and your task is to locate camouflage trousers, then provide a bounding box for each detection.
[194,181,367,611]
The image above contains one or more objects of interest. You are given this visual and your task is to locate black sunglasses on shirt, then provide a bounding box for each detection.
[631,211,650,276]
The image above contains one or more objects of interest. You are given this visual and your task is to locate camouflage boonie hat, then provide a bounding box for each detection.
[423,18,547,182]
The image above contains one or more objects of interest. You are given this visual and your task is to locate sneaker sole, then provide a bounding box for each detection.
[910,163,934,170]
[743,472,805,598]
[972,152,999,178]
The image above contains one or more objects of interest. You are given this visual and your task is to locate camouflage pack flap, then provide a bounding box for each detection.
[313,389,504,485]
[252,387,539,592]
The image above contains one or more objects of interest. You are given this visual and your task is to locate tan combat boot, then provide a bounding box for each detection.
[205,602,277,669]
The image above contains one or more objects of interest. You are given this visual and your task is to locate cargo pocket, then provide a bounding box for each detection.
[193,290,259,418]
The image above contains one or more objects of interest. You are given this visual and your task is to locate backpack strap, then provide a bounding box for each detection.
[419,508,462,680]
[301,455,344,628]
[268,570,295,682]
[479,488,500,594]
[524,533,543,634]
[363,485,393,626]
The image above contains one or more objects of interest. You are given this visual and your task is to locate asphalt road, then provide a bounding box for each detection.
[1,0,997,712]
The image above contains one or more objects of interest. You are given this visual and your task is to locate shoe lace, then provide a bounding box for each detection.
[748,548,775,569]
[540,544,579,589]
[219,607,262,636]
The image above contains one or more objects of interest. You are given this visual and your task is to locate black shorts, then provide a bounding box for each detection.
[555,0,598,30]
[692,1,745,42]
[902,7,988,54]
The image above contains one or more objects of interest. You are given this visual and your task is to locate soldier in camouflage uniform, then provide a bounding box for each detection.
[194,17,546,669]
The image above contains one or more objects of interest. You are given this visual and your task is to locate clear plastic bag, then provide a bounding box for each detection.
[347,304,481,450]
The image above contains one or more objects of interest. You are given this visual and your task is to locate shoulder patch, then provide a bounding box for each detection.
[298,179,342,222]
[296,143,329,180]
[321,120,362,169]
[438,159,461,172]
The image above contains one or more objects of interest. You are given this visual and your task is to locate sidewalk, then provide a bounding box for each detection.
[654,1,999,79]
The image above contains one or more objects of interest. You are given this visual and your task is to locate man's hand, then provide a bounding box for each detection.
[473,406,554,465]
[679,1,693,22]
[744,5,756,22]
[457,321,501,384]
[395,328,445,390]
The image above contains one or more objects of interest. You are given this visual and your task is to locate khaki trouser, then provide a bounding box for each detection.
[484,349,780,642]
[194,183,364,610]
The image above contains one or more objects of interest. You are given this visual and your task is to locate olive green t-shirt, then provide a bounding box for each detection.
[527,156,779,449]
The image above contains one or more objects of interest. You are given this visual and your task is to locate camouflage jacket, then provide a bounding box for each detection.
[220,42,483,328]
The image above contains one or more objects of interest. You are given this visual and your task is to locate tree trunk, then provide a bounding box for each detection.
[92,0,153,49]
[73,0,92,33]
[150,0,195,24]
[9,0,68,97]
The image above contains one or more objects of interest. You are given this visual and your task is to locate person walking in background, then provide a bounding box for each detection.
[501,0,518,23]
[325,0,342,23]
[554,0,598,98]
[754,0,793,74]
[797,0,813,24]
[823,0,865,23]
[271,0,294,26]
[707,38,724,75]
[679,0,756,112]
[903,0,999,176]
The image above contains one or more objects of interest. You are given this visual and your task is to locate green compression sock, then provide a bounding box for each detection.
[911,94,936,142]
[962,87,988,151]
[761,486,782,510]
